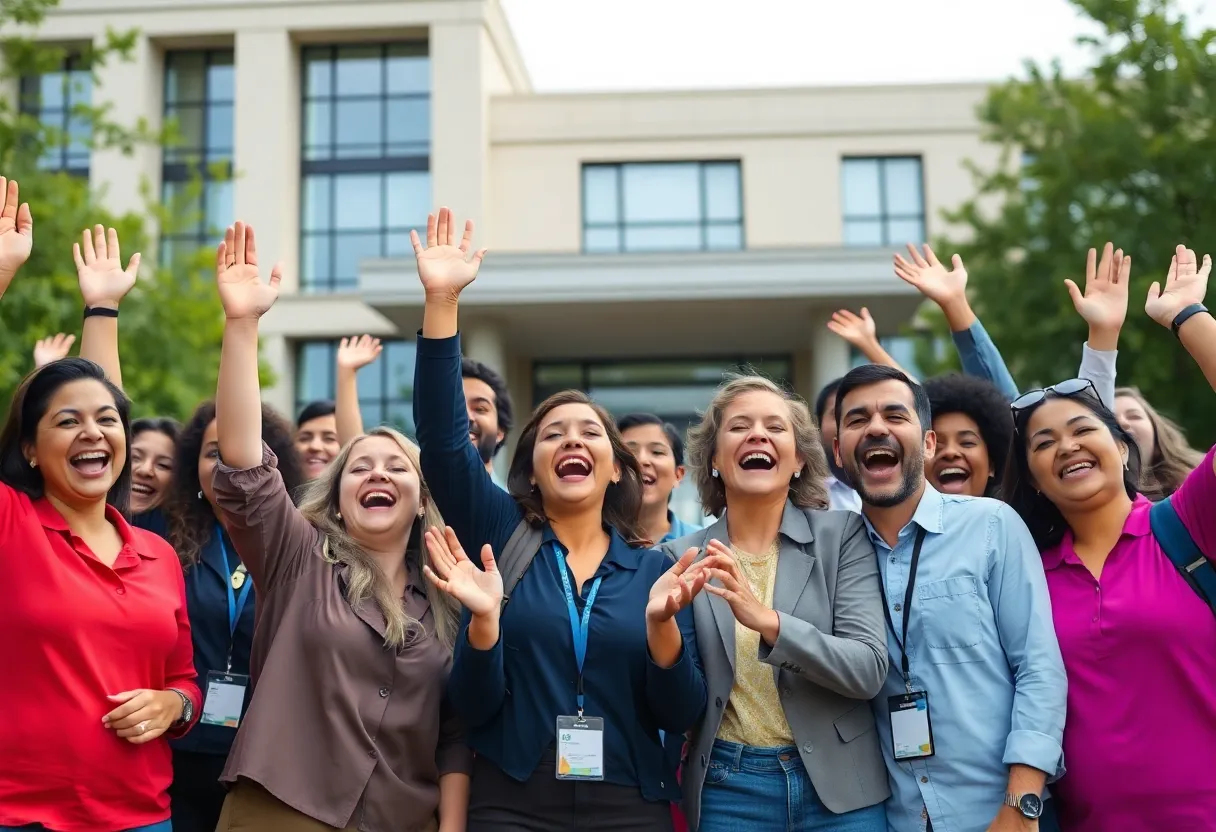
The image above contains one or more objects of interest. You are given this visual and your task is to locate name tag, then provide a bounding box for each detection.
[200,671,249,728]
[888,690,935,760]
[555,715,605,781]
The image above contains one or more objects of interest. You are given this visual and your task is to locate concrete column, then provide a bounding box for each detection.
[809,310,851,399]
[462,317,507,376]
[91,34,162,219]
[429,20,488,233]
[260,333,295,418]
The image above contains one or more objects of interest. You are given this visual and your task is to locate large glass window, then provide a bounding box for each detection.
[582,161,743,254]
[295,339,417,434]
[301,44,431,292]
[841,156,925,246]
[161,50,235,266]
[19,53,92,177]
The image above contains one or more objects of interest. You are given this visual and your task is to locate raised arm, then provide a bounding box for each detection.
[334,335,381,446]
[825,307,914,378]
[33,333,75,368]
[0,177,32,306]
[1065,242,1128,409]
[74,225,140,389]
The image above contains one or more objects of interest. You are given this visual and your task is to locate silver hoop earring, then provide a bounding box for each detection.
[197,490,204,500]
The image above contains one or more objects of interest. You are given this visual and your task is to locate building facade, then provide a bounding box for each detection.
[23,0,998,520]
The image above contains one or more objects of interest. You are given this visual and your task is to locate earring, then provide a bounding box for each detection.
[793,470,801,479]
[197,490,203,500]
[1123,458,1129,470]
[335,511,342,520]
[417,508,425,518]
[712,468,719,478]
[28,459,36,468]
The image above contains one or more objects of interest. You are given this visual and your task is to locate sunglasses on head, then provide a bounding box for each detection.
[1010,378,1099,414]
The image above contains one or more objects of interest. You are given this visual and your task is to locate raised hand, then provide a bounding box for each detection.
[33,333,76,368]
[1065,242,1129,335]
[0,177,34,295]
[701,539,781,644]
[1146,244,1210,328]
[646,547,712,623]
[337,335,382,371]
[73,225,140,310]
[216,222,282,320]
[826,308,878,350]
[422,526,503,618]
[893,243,968,309]
[410,207,487,302]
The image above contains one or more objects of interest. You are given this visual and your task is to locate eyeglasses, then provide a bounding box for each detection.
[1010,378,1099,414]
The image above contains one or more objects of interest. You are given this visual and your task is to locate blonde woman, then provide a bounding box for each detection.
[209,222,469,832]
[661,376,889,832]
[1114,386,1205,498]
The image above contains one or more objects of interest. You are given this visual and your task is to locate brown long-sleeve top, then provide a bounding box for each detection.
[212,444,471,832]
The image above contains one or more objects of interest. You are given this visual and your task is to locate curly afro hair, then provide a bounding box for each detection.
[922,374,1015,496]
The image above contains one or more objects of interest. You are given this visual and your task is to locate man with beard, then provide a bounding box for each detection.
[833,364,1066,832]
[462,357,514,488]
[816,377,862,511]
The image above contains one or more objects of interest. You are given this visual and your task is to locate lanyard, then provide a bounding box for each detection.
[217,526,252,673]
[876,527,927,690]
[552,542,602,717]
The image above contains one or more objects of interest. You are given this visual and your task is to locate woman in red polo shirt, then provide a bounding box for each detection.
[0,177,201,832]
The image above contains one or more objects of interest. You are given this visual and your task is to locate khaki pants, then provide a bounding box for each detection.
[216,780,438,832]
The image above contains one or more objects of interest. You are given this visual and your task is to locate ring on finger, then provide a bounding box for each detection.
[137,721,148,734]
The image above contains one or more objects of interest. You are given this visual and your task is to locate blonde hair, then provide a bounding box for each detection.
[1115,387,1205,498]
[296,427,458,649]
[685,375,829,517]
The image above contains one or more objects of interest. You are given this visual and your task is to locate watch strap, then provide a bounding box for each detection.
[83,306,119,319]
[1171,302,1209,337]
[168,688,192,725]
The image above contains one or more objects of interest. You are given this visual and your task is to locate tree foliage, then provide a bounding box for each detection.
[929,0,1216,445]
[0,0,260,420]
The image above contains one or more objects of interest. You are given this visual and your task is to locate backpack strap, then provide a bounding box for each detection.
[497,519,545,613]
[1149,497,1216,617]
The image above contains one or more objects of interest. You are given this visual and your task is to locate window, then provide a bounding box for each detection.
[301,44,431,292]
[841,156,925,246]
[582,161,743,254]
[295,339,418,435]
[19,53,92,177]
[161,50,235,266]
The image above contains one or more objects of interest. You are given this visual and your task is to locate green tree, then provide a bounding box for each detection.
[0,0,257,420]
[929,0,1216,445]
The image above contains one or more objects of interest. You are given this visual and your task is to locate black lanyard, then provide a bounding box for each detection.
[877,527,927,687]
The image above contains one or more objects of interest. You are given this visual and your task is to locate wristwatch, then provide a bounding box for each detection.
[168,688,194,726]
[1004,792,1043,820]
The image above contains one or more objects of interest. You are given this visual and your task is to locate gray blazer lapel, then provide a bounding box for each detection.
[700,515,737,674]
[770,502,816,682]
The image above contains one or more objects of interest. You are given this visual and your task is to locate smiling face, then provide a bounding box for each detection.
[27,378,127,509]
[836,379,934,508]
[130,429,175,513]
[711,390,803,503]
[464,376,503,465]
[337,434,423,544]
[1114,393,1157,465]
[623,423,683,509]
[1025,397,1128,510]
[530,402,619,510]
[929,411,991,497]
[295,413,340,480]
[197,419,221,507]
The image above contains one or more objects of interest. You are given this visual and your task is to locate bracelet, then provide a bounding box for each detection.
[1171,303,1209,337]
[83,306,119,319]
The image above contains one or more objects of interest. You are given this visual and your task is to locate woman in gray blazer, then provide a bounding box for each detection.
[661,375,890,832]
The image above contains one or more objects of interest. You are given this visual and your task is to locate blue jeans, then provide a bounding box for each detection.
[700,740,887,832]
[0,823,171,832]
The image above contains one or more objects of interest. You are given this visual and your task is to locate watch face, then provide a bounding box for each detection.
[1019,794,1044,819]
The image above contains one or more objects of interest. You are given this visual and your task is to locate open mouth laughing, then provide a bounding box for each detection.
[70,450,112,479]
[933,464,972,493]
[359,489,398,511]
[737,450,777,472]
[856,441,902,484]
[1058,458,1097,481]
[554,453,592,482]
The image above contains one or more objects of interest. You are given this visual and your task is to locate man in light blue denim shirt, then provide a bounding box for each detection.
[833,364,1066,832]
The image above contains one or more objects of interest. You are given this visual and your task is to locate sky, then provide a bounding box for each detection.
[500,0,1216,92]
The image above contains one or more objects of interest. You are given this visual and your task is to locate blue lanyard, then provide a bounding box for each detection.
[217,526,252,672]
[552,542,602,716]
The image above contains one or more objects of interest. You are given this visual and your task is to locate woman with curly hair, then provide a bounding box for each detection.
[921,374,1015,498]
[1114,387,1205,499]
[161,400,303,832]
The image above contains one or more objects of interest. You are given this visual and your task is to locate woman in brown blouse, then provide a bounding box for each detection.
[209,222,470,832]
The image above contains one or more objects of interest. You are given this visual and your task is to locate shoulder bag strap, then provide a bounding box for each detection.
[1150,497,1216,617]
[497,519,545,613]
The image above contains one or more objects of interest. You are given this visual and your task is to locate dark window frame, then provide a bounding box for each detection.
[841,155,926,246]
[19,52,93,178]
[294,338,418,435]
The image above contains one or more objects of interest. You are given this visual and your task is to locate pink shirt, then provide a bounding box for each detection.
[1041,447,1216,832]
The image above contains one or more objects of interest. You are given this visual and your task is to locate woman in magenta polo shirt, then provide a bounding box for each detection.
[1001,245,1216,832]
[0,179,201,832]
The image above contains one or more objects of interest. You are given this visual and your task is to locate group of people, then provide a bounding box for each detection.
[0,174,1212,832]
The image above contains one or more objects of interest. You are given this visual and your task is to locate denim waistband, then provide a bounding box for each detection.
[710,738,803,772]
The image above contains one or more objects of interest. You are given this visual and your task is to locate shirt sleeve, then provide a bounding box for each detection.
[448,606,506,729]
[645,587,707,734]
[1170,445,1216,559]
[435,686,474,776]
[163,556,202,738]
[952,319,1020,401]
[987,503,1068,778]
[1077,343,1118,410]
[211,443,321,592]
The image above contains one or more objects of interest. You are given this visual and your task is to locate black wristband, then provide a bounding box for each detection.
[1171,302,1209,337]
[83,306,119,319]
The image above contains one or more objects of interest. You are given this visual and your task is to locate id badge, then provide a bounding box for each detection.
[888,690,935,760]
[555,715,605,781]
[200,670,249,728]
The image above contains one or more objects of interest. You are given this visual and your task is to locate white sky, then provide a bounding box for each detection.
[501,0,1215,92]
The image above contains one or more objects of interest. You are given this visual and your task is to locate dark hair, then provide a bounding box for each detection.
[835,364,932,433]
[462,357,514,450]
[814,377,844,425]
[0,358,133,515]
[506,389,646,545]
[165,400,304,566]
[1002,389,1142,550]
[617,412,686,467]
[923,374,1015,494]
[132,416,181,445]
[296,400,335,428]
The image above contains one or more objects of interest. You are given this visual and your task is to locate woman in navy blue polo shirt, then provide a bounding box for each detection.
[412,208,711,831]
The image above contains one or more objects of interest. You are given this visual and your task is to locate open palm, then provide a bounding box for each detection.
[1065,242,1128,332]
[74,225,140,309]
[893,243,968,307]
[337,335,382,371]
[826,308,878,349]
[1146,244,1210,328]
[0,177,34,292]
[423,526,503,617]
[216,222,282,320]
[646,547,712,623]
[410,207,487,300]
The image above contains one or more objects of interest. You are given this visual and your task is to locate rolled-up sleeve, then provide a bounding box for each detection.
[645,603,706,733]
